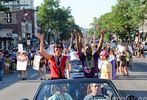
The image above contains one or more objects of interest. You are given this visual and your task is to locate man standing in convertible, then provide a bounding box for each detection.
[37,32,70,79]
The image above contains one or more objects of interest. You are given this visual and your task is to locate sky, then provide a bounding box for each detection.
[34,0,117,29]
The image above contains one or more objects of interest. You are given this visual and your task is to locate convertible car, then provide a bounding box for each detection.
[22,78,137,100]
[32,78,124,100]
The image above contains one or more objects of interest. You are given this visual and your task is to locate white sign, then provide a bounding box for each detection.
[16,61,27,71]
[27,40,31,45]
[33,55,42,70]
[117,44,125,52]
[18,44,23,52]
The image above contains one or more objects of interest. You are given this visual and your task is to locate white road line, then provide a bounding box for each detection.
[30,73,38,78]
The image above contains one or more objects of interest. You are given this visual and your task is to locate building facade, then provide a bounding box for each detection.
[0,0,35,49]
[2,0,34,10]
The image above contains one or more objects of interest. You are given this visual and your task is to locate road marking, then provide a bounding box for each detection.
[30,73,38,78]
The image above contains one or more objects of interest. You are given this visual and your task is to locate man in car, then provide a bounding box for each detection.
[37,32,70,79]
[48,84,73,100]
[84,83,102,100]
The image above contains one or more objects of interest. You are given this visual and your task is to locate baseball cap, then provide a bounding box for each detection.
[100,50,109,58]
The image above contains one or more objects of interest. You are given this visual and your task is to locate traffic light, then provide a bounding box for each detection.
[26,33,30,40]
[26,33,31,46]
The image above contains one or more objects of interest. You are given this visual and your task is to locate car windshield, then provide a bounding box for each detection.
[35,79,120,100]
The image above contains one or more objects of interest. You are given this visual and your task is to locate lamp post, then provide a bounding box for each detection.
[22,10,28,47]
[19,11,27,44]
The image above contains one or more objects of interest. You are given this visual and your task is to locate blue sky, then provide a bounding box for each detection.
[34,0,117,28]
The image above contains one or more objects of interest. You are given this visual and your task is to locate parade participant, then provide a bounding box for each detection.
[109,49,116,79]
[39,55,48,80]
[69,32,81,61]
[4,54,11,74]
[84,83,102,100]
[48,84,73,100]
[0,51,5,82]
[100,50,112,79]
[124,47,130,76]
[37,32,70,79]
[17,51,28,80]
[79,31,105,78]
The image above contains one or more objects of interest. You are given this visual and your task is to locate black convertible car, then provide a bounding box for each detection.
[22,78,137,100]
[33,78,123,100]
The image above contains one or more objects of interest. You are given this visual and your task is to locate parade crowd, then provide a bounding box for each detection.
[0,30,146,82]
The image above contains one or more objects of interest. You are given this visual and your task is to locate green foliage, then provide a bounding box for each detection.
[105,32,111,41]
[37,0,78,41]
[0,0,14,11]
[90,0,147,43]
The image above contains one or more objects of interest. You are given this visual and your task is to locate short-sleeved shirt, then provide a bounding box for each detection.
[84,94,94,100]
[84,94,106,100]
[100,60,112,79]
[48,93,73,100]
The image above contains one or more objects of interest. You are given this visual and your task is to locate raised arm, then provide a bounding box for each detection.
[95,30,105,55]
[37,32,52,60]
[76,32,83,54]
[69,32,74,50]
[92,33,96,52]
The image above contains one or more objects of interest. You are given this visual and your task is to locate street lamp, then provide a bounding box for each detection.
[19,11,28,44]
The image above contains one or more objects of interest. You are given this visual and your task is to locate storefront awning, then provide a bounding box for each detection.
[0,29,13,38]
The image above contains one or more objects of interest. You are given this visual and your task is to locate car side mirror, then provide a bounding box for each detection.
[126,95,138,100]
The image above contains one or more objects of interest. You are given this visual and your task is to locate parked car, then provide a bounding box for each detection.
[22,78,137,100]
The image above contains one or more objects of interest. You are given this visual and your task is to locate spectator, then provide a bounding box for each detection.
[39,54,48,80]
[100,50,112,79]
[0,51,5,82]
[17,51,28,80]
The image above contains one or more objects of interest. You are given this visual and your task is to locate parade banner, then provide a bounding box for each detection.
[18,44,23,52]
[33,55,41,70]
[16,60,27,71]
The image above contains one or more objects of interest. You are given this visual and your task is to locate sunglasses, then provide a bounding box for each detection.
[93,84,100,87]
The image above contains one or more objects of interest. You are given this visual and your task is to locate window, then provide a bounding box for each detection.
[6,12,12,23]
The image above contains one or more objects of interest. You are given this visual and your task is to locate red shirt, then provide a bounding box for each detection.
[49,55,68,79]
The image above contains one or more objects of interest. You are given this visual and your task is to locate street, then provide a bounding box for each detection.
[113,55,147,98]
[0,54,147,100]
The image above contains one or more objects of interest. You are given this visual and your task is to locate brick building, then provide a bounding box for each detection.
[0,9,34,49]
[0,0,35,49]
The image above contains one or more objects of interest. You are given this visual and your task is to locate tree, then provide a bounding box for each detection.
[0,0,14,11]
[37,0,78,41]
[90,0,147,43]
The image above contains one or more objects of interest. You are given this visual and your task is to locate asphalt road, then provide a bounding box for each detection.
[113,54,147,98]
[0,53,147,100]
